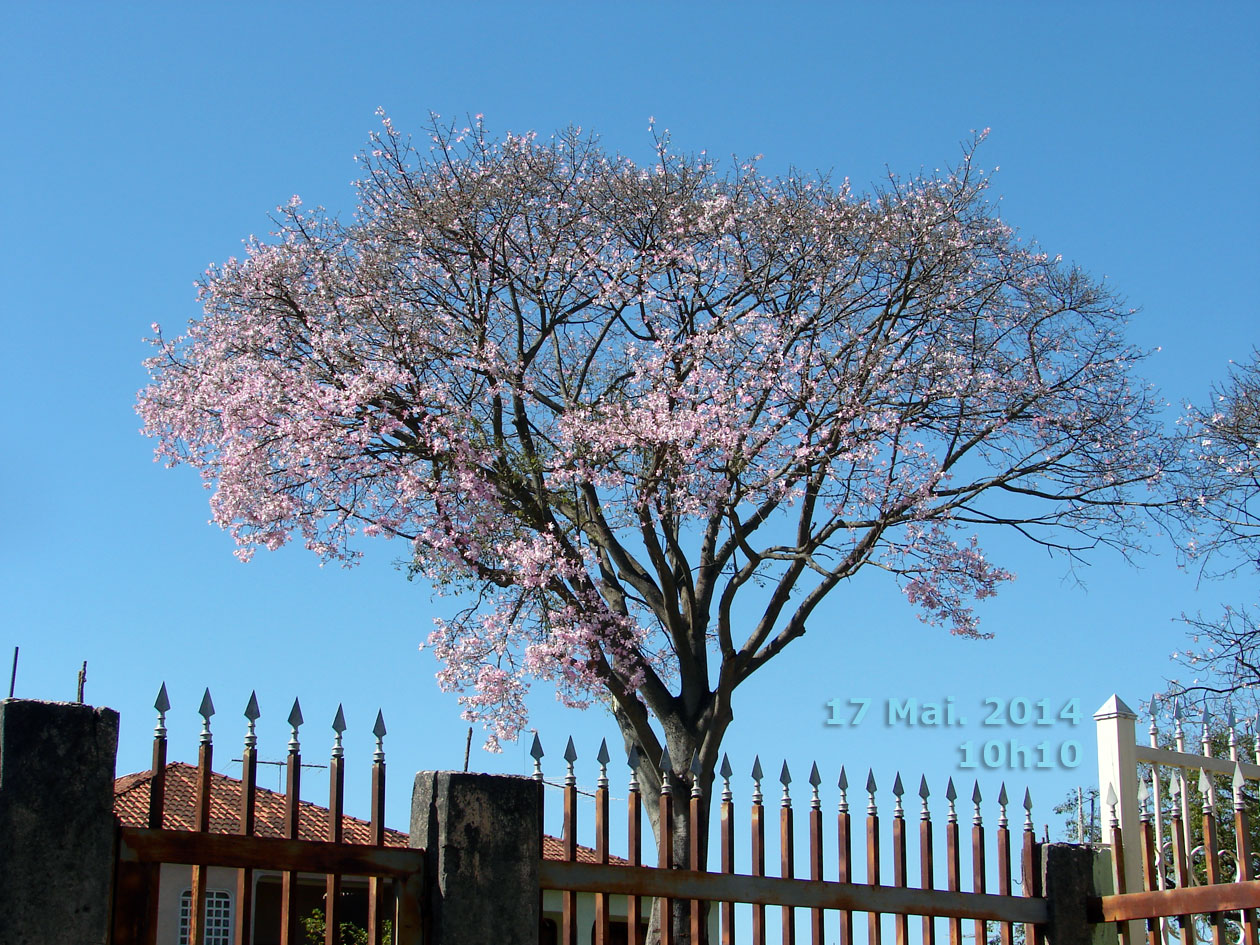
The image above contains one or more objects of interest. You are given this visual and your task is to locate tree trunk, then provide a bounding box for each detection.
[634,767,710,945]
[614,706,729,945]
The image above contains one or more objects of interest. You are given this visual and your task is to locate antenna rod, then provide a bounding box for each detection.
[76,661,87,703]
[8,646,17,698]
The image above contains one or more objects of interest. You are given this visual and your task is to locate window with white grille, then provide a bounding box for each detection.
[178,888,232,945]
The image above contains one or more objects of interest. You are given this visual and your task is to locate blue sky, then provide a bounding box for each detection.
[2,2,1257,853]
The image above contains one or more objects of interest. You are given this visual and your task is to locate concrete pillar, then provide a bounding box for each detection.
[410,771,542,945]
[0,698,120,945]
[1040,842,1118,945]
[1094,695,1144,943]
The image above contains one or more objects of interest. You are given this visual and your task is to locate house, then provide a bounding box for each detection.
[114,763,650,944]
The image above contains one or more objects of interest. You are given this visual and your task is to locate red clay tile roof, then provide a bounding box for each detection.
[114,763,408,847]
[114,763,623,864]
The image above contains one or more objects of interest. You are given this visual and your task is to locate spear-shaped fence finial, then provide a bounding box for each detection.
[837,766,849,814]
[243,691,260,749]
[1022,787,1034,831]
[809,762,822,811]
[529,733,544,781]
[998,783,1009,828]
[597,739,610,791]
[751,756,764,805]
[154,682,171,739]
[919,775,931,821]
[659,745,673,796]
[720,754,733,803]
[627,745,641,792]
[372,710,387,763]
[892,773,905,818]
[690,750,703,799]
[946,777,958,824]
[1201,704,1212,755]
[866,769,877,816]
[1138,776,1151,822]
[1227,703,1238,759]
[971,781,983,826]
[1233,762,1248,812]
[198,688,215,745]
[1105,784,1119,830]
[286,698,303,753]
[780,761,792,808]
[563,737,578,788]
[1199,768,1215,812]
[331,704,346,759]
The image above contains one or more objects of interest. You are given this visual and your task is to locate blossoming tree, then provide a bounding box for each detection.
[139,116,1170,915]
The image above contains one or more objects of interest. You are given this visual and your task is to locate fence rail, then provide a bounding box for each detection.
[539,860,1048,922]
[1100,881,1260,922]
[117,827,424,877]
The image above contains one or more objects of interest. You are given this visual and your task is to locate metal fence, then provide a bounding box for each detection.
[535,737,1047,945]
[111,685,422,945]
[92,689,1260,945]
[1095,695,1260,945]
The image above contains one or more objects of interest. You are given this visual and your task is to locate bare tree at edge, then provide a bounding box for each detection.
[1169,352,1260,718]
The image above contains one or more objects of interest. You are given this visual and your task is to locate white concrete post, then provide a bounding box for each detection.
[1095,695,1143,943]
